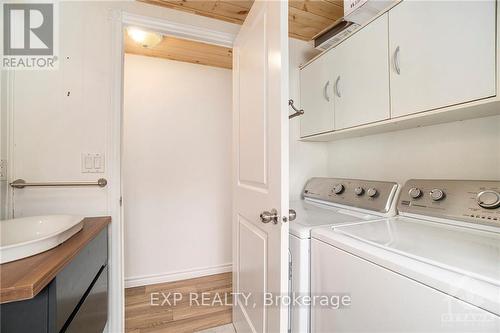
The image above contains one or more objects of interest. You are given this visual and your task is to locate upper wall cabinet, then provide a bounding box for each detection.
[300,51,335,137]
[389,1,496,117]
[333,13,390,130]
[299,0,499,141]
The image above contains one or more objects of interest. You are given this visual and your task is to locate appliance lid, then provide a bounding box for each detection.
[333,217,500,285]
[289,199,381,238]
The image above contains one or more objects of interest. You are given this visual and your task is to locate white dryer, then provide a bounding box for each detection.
[311,179,500,332]
[289,178,399,333]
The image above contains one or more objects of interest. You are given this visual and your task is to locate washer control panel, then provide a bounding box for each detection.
[303,178,398,213]
[398,179,500,227]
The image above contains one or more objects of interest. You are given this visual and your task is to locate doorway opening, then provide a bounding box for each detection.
[121,19,234,333]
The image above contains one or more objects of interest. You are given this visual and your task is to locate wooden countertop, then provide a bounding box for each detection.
[0,216,111,304]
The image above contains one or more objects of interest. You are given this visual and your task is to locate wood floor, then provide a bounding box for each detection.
[125,273,232,333]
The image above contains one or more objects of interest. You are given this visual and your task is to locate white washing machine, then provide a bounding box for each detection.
[289,177,399,333]
[311,179,500,332]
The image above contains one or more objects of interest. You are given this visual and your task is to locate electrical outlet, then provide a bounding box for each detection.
[0,159,6,180]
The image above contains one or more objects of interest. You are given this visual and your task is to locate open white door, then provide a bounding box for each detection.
[232,0,289,332]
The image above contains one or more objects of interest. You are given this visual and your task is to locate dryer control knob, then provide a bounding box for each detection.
[367,188,378,198]
[354,187,364,196]
[476,190,500,209]
[332,184,344,194]
[430,189,445,201]
[409,187,422,199]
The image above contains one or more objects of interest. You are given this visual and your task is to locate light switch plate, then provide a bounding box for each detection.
[93,153,105,173]
[81,153,105,173]
[0,159,7,180]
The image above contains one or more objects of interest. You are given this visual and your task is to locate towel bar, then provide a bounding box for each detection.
[10,178,108,189]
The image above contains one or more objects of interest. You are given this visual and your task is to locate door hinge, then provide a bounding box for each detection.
[288,259,292,281]
[0,159,7,181]
[119,196,123,206]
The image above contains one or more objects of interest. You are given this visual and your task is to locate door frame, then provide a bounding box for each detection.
[2,69,15,219]
[109,10,237,332]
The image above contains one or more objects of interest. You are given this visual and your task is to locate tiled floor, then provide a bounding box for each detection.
[196,324,236,333]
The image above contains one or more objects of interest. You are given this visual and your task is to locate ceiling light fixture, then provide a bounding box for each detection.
[126,27,163,49]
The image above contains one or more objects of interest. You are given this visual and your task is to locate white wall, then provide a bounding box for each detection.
[9,1,110,217]
[123,54,232,286]
[326,116,500,184]
[4,1,240,219]
[288,39,328,201]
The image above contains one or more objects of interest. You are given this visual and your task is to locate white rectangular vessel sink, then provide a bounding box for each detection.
[0,215,84,264]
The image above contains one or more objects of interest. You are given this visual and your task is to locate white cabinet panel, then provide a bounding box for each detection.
[389,1,496,118]
[334,13,390,130]
[300,51,335,137]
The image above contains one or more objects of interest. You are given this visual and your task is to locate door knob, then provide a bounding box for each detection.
[260,209,278,224]
[260,209,297,224]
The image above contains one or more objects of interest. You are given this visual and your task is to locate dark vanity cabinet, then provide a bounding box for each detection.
[0,229,108,333]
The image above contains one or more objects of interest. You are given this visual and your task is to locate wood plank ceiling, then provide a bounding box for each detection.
[126,0,344,69]
[124,33,233,69]
[139,0,345,41]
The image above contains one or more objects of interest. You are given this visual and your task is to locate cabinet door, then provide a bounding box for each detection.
[333,13,390,130]
[389,1,496,117]
[300,51,334,137]
[65,266,108,333]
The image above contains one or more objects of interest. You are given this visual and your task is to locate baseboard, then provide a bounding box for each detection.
[125,263,232,288]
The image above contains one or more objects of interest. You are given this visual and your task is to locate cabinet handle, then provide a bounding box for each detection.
[335,76,341,98]
[323,81,330,101]
[394,46,401,75]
